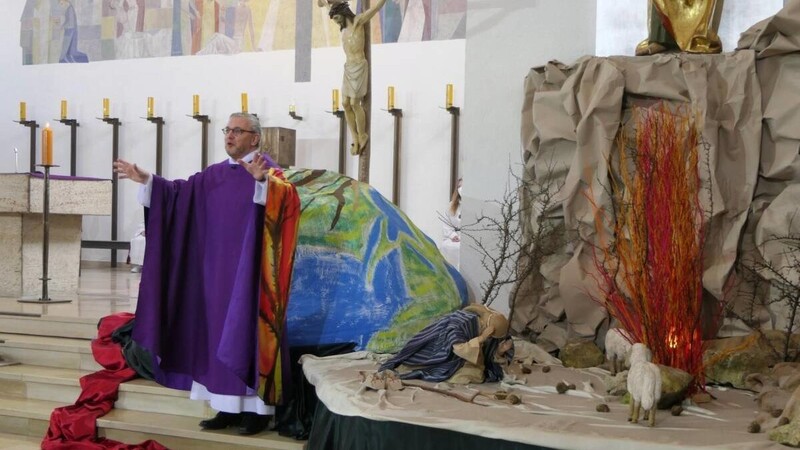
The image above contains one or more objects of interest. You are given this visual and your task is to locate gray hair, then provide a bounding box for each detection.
[229,112,262,144]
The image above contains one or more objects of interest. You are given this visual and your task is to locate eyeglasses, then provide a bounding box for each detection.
[221,127,257,136]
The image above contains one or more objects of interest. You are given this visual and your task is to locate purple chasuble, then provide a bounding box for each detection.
[132,158,277,396]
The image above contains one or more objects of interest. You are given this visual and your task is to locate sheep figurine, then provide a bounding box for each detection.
[627,343,662,427]
[604,327,633,375]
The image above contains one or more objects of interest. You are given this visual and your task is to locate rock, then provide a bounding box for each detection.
[507,394,521,405]
[749,422,761,434]
[556,381,569,394]
[704,331,787,388]
[560,340,605,369]
[692,392,712,404]
[536,323,567,353]
[769,422,800,445]
[657,365,694,409]
[780,417,791,426]
[596,403,610,413]
[521,365,532,374]
[603,371,628,396]
[671,405,683,416]
[542,365,552,373]
[493,391,508,400]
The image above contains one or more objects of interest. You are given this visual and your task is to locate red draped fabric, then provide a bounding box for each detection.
[42,312,167,450]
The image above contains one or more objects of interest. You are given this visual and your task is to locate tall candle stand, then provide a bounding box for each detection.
[190,114,210,169]
[14,119,38,173]
[330,109,346,175]
[57,118,80,176]
[100,117,121,267]
[289,110,304,121]
[145,116,165,175]
[386,107,403,206]
[19,164,72,304]
[445,105,460,198]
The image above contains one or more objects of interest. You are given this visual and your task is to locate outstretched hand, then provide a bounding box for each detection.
[238,152,272,182]
[113,159,149,184]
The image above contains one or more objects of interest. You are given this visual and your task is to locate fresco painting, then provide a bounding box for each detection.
[20,0,466,64]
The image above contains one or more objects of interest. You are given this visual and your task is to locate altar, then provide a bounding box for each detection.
[0,173,111,298]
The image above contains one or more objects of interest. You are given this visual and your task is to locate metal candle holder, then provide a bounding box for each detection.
[14,120,38,173]
[444,106,460,199]
[145,116,165,175]
[386,107,403,205]
[330,109,346,175]
[57,118,80,176]
[189,114,210,169]
[99,117,121,267]
[19,164,71,304]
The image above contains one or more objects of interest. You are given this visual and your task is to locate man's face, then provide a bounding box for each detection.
[224,116,259,160]
[333,14,347,28]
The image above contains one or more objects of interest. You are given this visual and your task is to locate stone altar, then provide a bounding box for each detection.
[0,173,111,298]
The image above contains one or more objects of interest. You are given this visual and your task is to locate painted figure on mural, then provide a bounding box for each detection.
[636,0,724,55]
[58,0,89,63]
[192,0,221,53]
[233,0,259,52]
[319,0,388,155]
[172,0,198,56]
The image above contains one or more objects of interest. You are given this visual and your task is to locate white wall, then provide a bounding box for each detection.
[0,2,464,261]
[461,0,597,314]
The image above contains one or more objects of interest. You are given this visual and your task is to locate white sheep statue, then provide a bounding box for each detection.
[604,327,633,375]
[627,343,662,427]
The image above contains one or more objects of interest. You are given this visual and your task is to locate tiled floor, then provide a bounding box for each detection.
[0,261,140,319]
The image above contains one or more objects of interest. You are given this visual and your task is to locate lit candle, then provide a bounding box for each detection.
[60,100,67,120]
[193,94,200,116]
[241,92,248,113]
[332,89,340,112]
[103,98,110,118]
[289,100,296,113]
[42,123,53,166]
[20,102,27,121]
[147,97,154,118]
[388,86,395,110]
[446,84,454,108]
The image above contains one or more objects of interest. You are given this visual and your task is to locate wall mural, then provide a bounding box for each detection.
[19,0,466,65]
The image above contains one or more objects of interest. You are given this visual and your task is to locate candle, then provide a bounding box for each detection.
[241,92,248,113]
[42,123,53,166]
[332,89,340,112]
[193,94,200,116]
[446,84,454,108]
[60,100,67,120]
[388,86,395,110]
[103,98,110,118]
[147,97,154,118]
[289,101,296,113]
[20,102,27,121]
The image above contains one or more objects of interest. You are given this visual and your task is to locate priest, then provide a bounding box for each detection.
[113,112,297,435]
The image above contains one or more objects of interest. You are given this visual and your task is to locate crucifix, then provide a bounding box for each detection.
[319,0,387,183]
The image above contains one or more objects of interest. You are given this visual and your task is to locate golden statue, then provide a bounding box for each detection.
[636,0,723,55]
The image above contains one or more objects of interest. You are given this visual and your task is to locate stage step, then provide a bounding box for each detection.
[0,333,101,372]
[0,365,207,418]
[0,431,40,450]
[0,396,305,450]
[0,313,98,340]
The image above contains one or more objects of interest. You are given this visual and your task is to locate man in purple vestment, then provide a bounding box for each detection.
[113,113,278,435]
